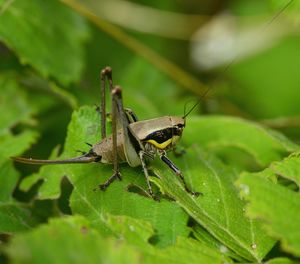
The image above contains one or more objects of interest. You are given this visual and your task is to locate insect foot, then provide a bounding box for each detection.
[176,172,202,197]
[93,172,122,192]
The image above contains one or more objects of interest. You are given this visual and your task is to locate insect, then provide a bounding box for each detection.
[12,67,200,198]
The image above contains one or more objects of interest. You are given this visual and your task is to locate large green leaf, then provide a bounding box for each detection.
[20,106,300,258]
[184,116,300,167]
[237,158,300,257]
[151,146,275,262]
[4,214,231,264]
[0,0,89,85]
[104,214,232,263]
[4,216,141,264]
[20,106,190,247]
[70,166,190,247]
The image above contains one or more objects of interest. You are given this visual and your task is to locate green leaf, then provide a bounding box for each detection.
[0,130,39,158]
[154,237,233,264]
[0,156,38,234]
[0,74,35,131]
[70,170,190,247]
[184,116,300,167]
[0,133,38,233]
[0,156,38,233]
[106,214,232,264]
[66,108,190,247]
[0,74,38,159]
[4,215,141,264]
[104,214,154,246]
[20,106,190,247]
[17,102,300,259]
[0,159,37,233]
[100,214,234,264]
[0,203,37,233]
[0,124,38,192]
[266,257,295,264]
[4,214,231,264]
[0,159,19,203]
[0,0,89,85]
[237,169,300,257]
[21,108,299,258]
[271,152,300,186]
[151,146,275,262]
[193,225,245,262]
[20,146,67,199]
[0,78,39,232]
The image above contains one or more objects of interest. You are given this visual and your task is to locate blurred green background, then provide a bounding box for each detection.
[1,0,300,168]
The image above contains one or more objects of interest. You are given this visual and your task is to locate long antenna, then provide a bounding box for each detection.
[183,87,211,119]
[264,0,294,30]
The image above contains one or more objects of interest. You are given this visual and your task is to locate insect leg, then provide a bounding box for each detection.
[159,152,200,196]
[138,151,154,198]
[95,86,123,191]
[100,66,114,140]
[111,87,122,181]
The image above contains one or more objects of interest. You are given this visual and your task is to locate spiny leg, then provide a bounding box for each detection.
[111,86,122,181]
[95,86,123,191]
[139,151,154,198]
[159,152,201,196]
[100,66,114,140]
[94,68,123,191]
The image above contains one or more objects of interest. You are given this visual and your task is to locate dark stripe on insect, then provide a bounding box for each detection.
[125,109,138,123]
[143,127,182,144]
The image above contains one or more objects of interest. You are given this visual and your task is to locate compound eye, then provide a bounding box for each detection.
[175,126,183,136]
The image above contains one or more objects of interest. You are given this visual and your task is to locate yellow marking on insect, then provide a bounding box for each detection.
[146,138,172,149]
